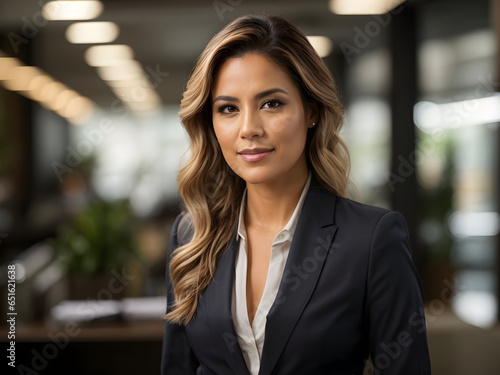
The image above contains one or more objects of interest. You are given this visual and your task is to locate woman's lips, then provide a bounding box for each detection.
[238,148,274,162]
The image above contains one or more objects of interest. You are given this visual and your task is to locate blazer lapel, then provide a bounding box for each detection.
[259,184,339,375]
[204,237,250,375]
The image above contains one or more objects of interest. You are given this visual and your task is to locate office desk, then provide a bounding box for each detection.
[1,320,164,375]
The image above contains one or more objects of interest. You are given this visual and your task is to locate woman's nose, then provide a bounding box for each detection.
[239,109,264,139]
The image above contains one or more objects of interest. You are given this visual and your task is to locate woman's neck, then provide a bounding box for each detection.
[244,168,309,232]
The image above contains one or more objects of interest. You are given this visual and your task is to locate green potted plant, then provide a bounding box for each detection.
[49,198,140,299]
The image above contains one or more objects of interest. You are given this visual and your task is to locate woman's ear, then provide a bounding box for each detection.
[306,102,320,129]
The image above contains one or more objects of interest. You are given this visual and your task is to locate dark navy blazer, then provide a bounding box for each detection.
[161,178,431,374]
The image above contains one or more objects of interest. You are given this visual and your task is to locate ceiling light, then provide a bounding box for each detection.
[110,86,140,101]
[53,89,79,111]
[42,1,104,21]
[109,86,134,100]
[414,96,500,132]
[39,82,68,108]
[97,60,145,81]
[106,78,151,88]
[135,89,161,103]
[2,66,43,91]
[112,86,159,103]
[0,57,21,80]
[127,100,161,112]
[329,0,405,15]
[66,22,119,44]
[59,96,94,123]
[0,51,94,125]
[307,36,333,57]
[68,100,94,125]
[26,74,54,101]
[85,45,134,67]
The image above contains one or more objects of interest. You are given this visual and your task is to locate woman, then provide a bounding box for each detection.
[161,14,431,375]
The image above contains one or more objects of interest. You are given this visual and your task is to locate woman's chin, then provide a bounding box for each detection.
[233,168,275,185]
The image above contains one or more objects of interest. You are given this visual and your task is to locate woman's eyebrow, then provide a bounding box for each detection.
[212,88,289,105]
[213,95,238,104]
[255,88,289,99]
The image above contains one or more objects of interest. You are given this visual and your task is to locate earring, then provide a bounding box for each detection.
[312,122,316,127]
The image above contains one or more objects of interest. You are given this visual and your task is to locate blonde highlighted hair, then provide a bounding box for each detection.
[166,14,354,325]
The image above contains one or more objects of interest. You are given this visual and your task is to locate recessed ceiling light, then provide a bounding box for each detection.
[85,45,134,67]
[27,74,54,101]
[307,36,333,57]
[329,0,405,15]
[106,78,151,88]
[66,22,119,44]
[53,89,79,111]
[0,51,94,125]
[128,98,161,112]
[59,96,94,124]
[97,60,145,81]
[112,86,158,103]
[0,57,21,80]
[39,82,68,108]
[42,1,104,21]
[2,66,43,91]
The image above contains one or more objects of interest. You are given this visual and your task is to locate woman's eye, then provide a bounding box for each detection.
[217,104,238,114]
[262,100,283,109]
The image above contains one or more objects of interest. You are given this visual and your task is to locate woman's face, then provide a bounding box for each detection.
[211,52,314,186]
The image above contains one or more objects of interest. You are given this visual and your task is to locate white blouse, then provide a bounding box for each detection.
[231,172,312,375]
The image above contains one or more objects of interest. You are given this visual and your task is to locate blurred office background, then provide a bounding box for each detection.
[0,0,499,373]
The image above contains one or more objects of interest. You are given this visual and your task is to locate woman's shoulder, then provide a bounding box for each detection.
[336,195,392,218]
[338,195,407,229]
[312,184,406,229]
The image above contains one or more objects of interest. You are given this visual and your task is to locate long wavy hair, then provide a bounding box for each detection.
[166,14,354,325]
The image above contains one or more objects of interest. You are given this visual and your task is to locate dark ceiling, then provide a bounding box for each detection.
[0,0,379,109]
